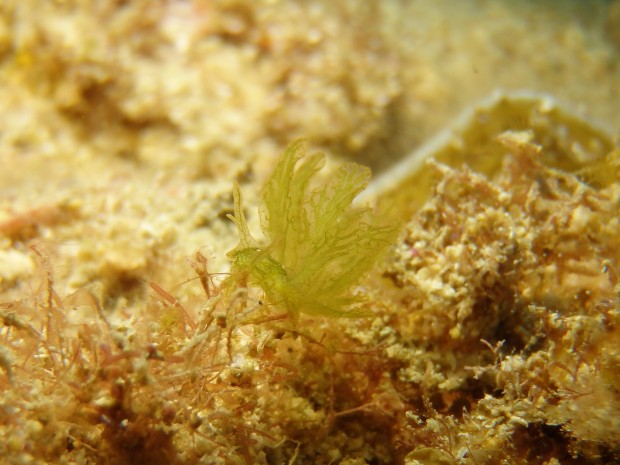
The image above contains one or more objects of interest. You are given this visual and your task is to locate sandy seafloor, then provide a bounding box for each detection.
[0,1,619,464]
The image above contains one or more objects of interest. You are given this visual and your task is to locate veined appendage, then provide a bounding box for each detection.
[225,140,399,322]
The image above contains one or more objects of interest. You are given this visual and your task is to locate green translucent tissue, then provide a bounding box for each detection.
[227,140,399,322]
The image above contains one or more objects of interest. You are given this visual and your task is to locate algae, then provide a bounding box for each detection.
[0,1,619,464]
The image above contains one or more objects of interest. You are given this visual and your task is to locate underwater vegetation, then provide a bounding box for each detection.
[226,139,399,322]
[1,0,619,462]
[0,133,619,465]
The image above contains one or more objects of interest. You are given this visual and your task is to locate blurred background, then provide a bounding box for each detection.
[1,0,618,182]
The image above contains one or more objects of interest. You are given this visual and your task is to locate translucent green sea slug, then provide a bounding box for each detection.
[226,140,399,323]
